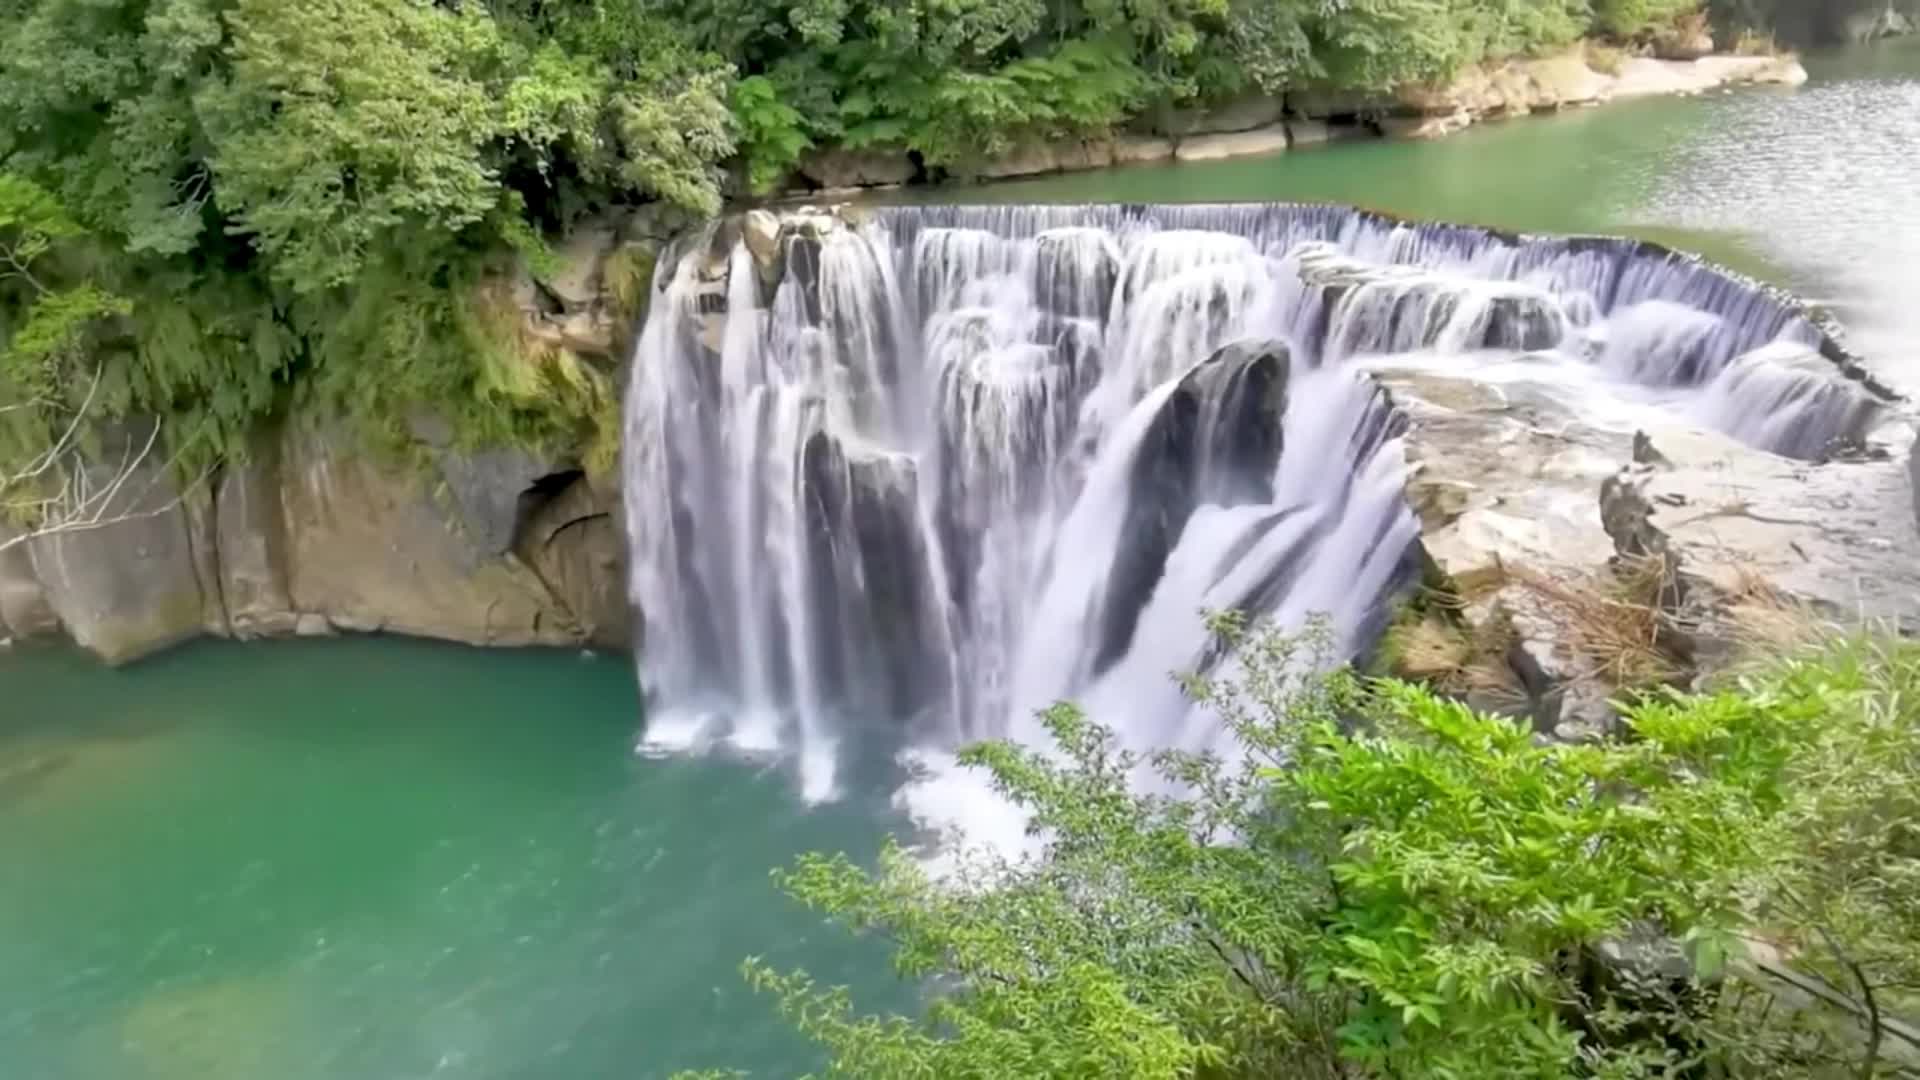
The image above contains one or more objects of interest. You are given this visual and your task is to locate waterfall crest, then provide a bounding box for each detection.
[622,203,1879,804]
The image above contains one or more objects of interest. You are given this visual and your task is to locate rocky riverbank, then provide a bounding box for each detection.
[793,46,1809,190]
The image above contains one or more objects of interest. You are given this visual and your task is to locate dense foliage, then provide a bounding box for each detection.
[2,0,1718,472]
[1,0,733,467]
[680,0,1691,190]
[702,623,1920,1078]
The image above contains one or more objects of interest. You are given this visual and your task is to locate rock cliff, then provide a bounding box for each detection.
[3,414,630,663]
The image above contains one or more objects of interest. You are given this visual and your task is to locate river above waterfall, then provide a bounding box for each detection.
[5,39,1917,1080]
[914,39,1920,389]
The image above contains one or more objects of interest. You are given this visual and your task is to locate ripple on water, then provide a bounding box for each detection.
[1634,59,1920,385]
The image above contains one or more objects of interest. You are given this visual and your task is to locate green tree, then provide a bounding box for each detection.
[714,621,1919,1078]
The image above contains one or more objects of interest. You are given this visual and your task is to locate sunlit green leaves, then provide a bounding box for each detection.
[715,622,1920,1078]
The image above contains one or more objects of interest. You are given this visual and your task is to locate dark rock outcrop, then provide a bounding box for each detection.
[1096,338,1292,671]
[518,472,632,651]
[800,428,945,718]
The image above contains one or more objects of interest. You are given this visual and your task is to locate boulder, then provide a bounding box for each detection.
[26,427,211,665]
[970,142,1056,179]
[1522,51,1614,107]
[1051,138,1117,172]
[279,421,581,647]
[797,145,916,189]
[742,210,782,272]
[535,223,615,313]
[1651,27,1715,61]
[1174,124,1290,162]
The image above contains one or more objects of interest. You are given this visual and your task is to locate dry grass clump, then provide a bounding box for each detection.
[1588,43,1628,76]
[1508,554,1687,689]
[1380,587,1529,708]
[1731,28,1780,56]
[1716,564,1838,661]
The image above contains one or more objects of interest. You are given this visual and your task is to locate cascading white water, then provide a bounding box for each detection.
[622,203,1881,815]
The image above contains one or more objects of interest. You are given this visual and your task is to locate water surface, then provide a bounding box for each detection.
[1,638,898,1079]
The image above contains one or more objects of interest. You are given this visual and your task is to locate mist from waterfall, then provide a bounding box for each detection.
[621,203,1880,821]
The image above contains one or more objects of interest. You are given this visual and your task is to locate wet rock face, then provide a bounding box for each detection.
[517,472,631,652]
[1695,343,1888,461]
[409,414,563,562]
[1097,338,1292,671]
[214,434,296,640]
[1034,228,1119,321]
[799,428,943,718]
[9,410,637,664]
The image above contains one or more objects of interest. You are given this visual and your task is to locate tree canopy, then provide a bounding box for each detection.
[0,0,1719,469]
[695,623,1920,1078]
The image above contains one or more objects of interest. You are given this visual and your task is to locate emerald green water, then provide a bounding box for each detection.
[5,38,1918,1080]
[0,638,898,1078]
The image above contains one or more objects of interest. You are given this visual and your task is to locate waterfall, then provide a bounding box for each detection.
[622,203,1876,811]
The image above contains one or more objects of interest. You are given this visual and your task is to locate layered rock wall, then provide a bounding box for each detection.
[3,203,657,662]
[2,416,632,662]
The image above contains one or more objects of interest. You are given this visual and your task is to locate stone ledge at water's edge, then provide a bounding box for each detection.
[0,416,630,664]
[790,47,1810,189]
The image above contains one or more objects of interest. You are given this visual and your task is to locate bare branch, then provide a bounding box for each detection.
[0,378,212,557]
